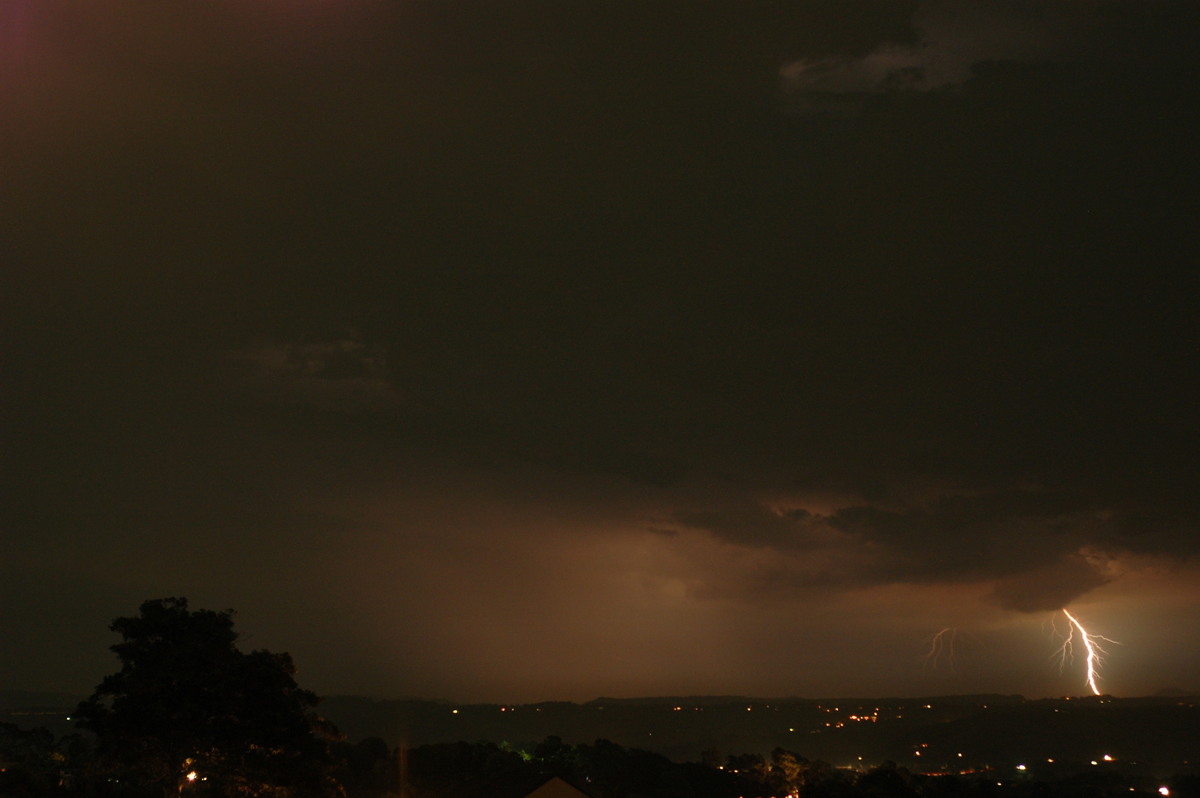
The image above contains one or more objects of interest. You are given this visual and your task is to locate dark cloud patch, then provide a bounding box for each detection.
[673,504,830,551]
[829,500,1128,610]
[233,335,401,412]
[667,485,1184,610]
[828,491,1099,575]
[990,554,1113,613]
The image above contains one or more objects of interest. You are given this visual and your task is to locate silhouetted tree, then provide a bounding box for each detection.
[725,752,768,781]
[406,741,534,798]
[768,747,810,795]
[76,598,342,798]
[333,737,392,798]
[859,761,916,798]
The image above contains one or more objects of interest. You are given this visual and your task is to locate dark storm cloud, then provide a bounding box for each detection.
[828,492,1102,578]
[233,336,401,412]
[666,488,1134,608]
[991,554,1113,613]
[3,0,1199,699]
[674,504,830,550]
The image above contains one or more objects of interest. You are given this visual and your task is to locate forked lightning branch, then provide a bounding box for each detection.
[1055,609,1120,696]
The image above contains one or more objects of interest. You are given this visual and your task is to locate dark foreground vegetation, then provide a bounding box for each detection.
[3,600,1197,798]
[7,720,1200,798]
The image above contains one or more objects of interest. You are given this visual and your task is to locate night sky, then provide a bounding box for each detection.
[3,0,1198,704]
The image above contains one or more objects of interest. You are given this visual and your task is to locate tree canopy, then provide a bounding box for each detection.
[76,598,341,798]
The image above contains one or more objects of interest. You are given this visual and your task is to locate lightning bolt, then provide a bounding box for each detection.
[1053,609,1120,696]
[922,627,958,673]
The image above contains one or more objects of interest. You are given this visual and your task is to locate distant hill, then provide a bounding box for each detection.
[0,690,82,738]
[584,694,1025,707]
[586,695,761,706]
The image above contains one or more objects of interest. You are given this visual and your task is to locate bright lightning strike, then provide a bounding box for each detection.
[1053,609,1120,696]
[923,627,959,673]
